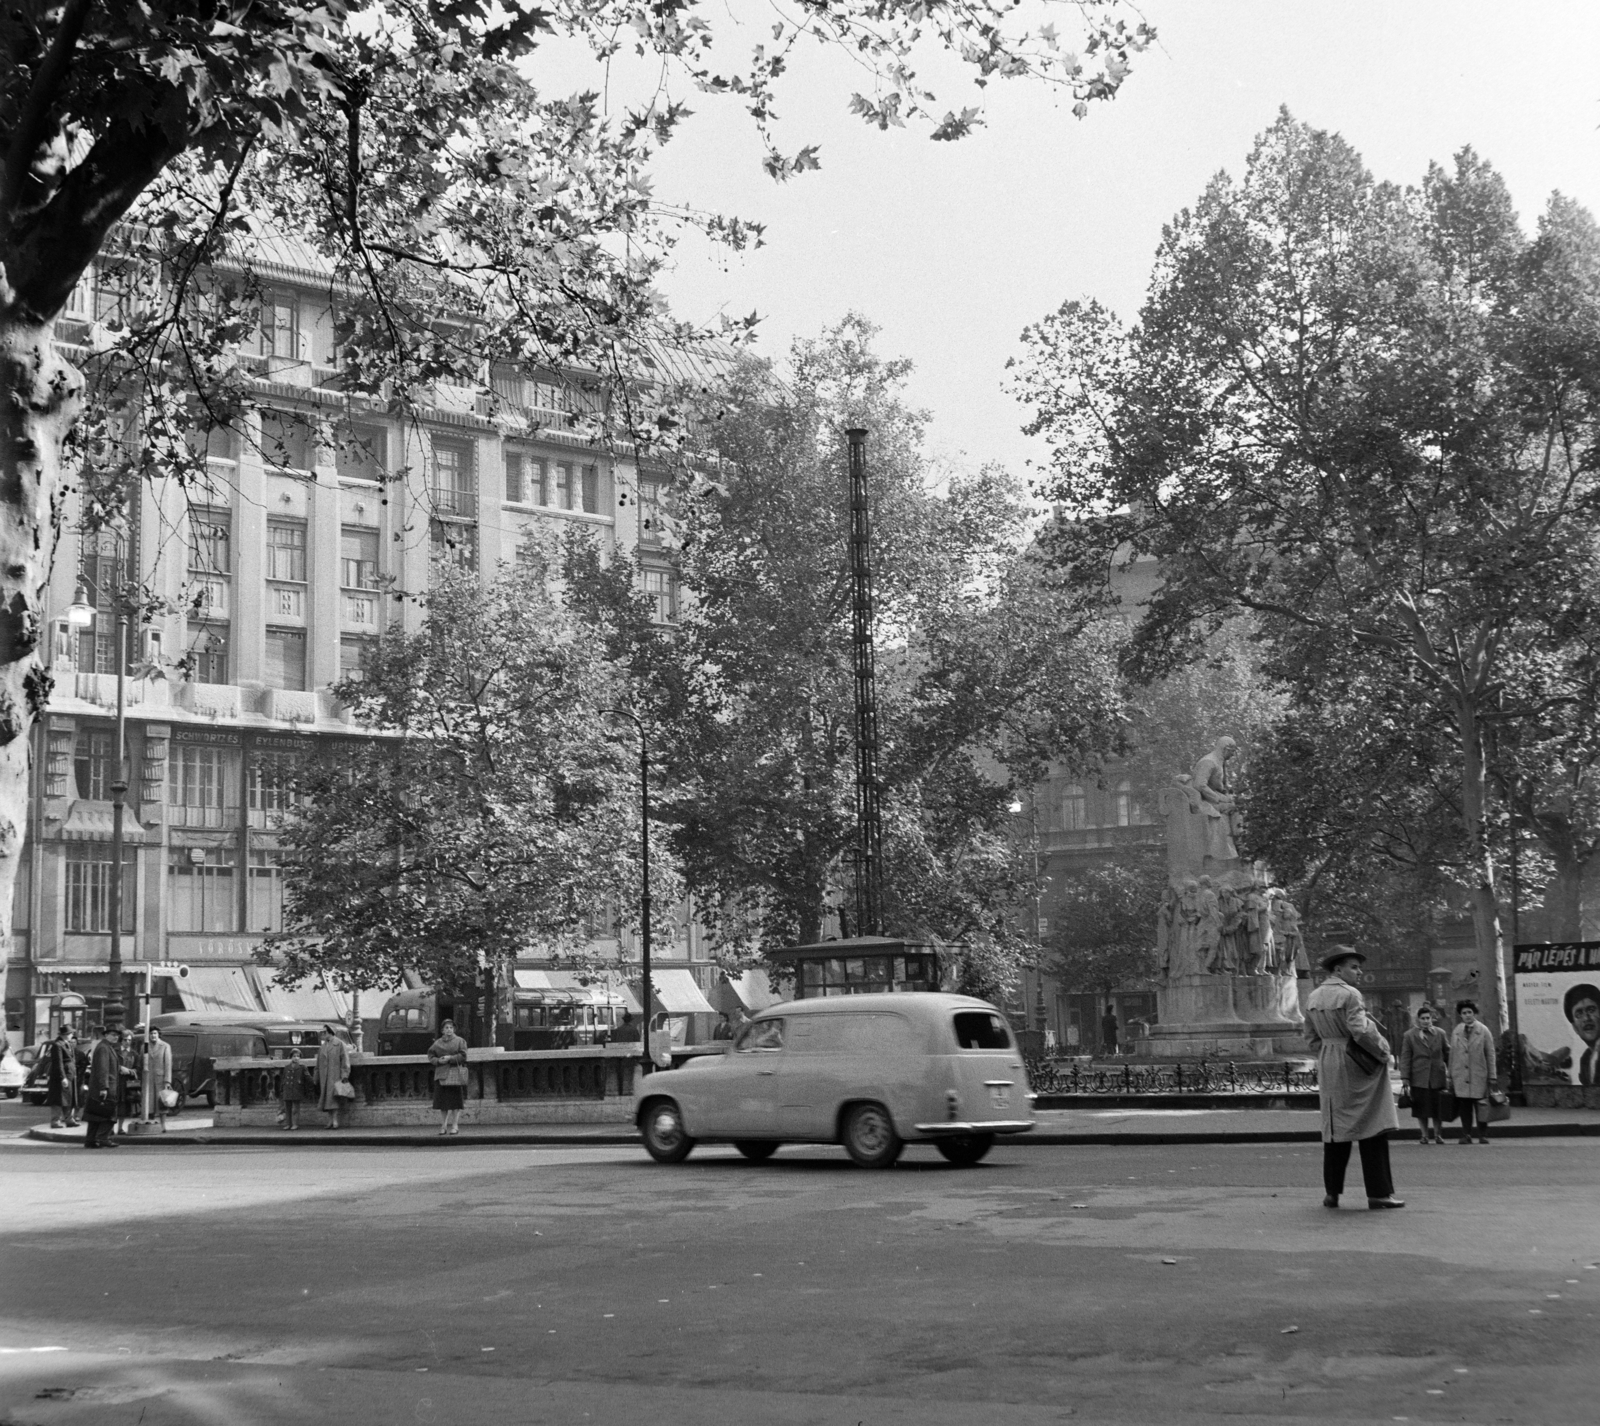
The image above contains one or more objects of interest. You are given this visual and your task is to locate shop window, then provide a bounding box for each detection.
[65,847,136,932]
[168,743,237,828]
[167,845,238,933]
[248,848,286,931]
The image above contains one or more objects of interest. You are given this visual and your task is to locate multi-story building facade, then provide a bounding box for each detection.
[4,244,720,1046]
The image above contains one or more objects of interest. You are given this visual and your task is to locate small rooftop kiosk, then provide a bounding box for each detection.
[767,936,942,1000]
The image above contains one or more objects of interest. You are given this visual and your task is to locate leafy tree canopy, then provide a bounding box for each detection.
[264,556,675,994]
[1010,111,1600,1030]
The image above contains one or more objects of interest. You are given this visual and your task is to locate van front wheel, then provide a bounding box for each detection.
[842,1103,902,1169]
[641,1099,694,1163]
[936,1133,994,1166]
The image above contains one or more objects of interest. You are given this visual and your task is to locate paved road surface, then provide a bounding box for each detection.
[2,1136,1597,1424]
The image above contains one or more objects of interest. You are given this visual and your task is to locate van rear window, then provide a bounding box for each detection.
[952,1012,1012,1050]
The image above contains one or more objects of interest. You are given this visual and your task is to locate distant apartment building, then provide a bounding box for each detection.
[4,238,721,1045]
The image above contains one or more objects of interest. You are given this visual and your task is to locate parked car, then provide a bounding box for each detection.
[0,1049,25,1099]
[634,992,1036,1169]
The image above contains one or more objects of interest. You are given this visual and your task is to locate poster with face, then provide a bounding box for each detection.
[1513,943,1600,1086]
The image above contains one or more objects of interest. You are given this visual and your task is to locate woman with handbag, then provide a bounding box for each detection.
[428,1018,470,1137]
[1304,948,1404,1210]
[315,1025,354,1130]
[1398,1005,1450,1144]
[1449,1000,1497,1145]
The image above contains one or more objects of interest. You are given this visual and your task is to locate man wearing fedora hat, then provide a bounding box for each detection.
[1305,947,1404,1210]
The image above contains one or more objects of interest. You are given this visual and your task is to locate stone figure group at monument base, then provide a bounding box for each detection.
[1137,734,1311,1058]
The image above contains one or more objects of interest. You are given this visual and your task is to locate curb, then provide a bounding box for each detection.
[22,1120,1600,1148]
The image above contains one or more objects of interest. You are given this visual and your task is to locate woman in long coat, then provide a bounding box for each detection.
[428,1018,470,1137]
[1398,1005,1450,1144]
[1449,1000,1497,1145]
[315,1026,353,1129]
[1303,948,1404,1210]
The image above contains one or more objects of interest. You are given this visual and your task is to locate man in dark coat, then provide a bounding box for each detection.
[44,1025,79,1129]
[84,1026,126,1149]
[1100,1007,1120,1057]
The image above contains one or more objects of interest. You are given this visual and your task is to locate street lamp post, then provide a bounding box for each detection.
[67,578,130,1034]
[606,708,653,1078]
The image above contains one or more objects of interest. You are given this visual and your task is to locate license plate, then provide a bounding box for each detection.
[989,1084,1011,1109]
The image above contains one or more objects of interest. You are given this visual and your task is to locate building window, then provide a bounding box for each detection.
[65,846,137,932]
[258,292,299,359]
[168,742,237,828]
[505,451,546,505]
[188,512,231,575]
[429,518,477,571]
[248,848,287,932]
[76,541,127,674]
[340,527,379,589]
[248,751,304,827]
[581,464,599,514]
[1112,779,1146,827]
[265,520,307,583]
[1059,783,1087,831]
[336,423,386,483]
[167,846,239,933]
[191,628,229,685]
[46,727,73,798]
[259,410,314,471]
[432,439,474,516]
[74,728,115,801]
[264,628,307,690]
[339,636,374,682]
[638,480,664,542]
[642,568,675,623]
[554,461,574,510]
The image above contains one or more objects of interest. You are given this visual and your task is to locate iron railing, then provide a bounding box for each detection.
[1026,1057,1319,1096]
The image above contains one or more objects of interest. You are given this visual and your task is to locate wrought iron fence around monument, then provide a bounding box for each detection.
[1025,1057,1318,1097]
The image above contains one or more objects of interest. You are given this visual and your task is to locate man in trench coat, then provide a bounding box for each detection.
[84,1026,127,1149]
[43,1024,79,1129]
[1304,948,1404,1210]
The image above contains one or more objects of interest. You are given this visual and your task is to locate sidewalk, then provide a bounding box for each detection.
[17,1104,1600,1148]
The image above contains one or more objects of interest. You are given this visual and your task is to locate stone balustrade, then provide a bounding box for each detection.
[211,1046,642,1127]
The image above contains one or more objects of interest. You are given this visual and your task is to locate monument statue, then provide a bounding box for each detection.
[1140,735,1308,1058]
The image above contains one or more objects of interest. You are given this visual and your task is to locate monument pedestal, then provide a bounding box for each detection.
[1137,973,1308,1059]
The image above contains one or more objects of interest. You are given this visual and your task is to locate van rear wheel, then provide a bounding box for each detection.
[641,1099,694,1163]
[842,1102,902,1169]
[936,1133,994,1166]
[734,1140,779,1161]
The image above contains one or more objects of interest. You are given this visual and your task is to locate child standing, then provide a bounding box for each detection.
[280,1048,308,1130]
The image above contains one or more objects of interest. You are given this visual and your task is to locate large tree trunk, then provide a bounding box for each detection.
[0,321,79,942]
[1458,700,1509,1034]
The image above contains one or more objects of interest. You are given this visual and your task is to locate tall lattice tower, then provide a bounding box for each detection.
[846,428,884,937]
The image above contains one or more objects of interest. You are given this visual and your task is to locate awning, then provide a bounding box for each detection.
[254,970,349,1024]
[60,800,147,843]
[178,968,265,1015]
[719,968,779,1014]
[514,970,627,1007]
[639,968,715,1016]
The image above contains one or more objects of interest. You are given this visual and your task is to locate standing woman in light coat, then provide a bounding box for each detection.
[1449,1000,1497,1145]
[315,1025,353,1129]
[1303,948,1405,1210]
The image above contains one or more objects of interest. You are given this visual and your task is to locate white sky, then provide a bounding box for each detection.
[639,1,1600,483]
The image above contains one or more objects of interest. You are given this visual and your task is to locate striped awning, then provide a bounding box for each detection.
[60,800,147,843]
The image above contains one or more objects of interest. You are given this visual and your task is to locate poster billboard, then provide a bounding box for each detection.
[1513,942,1600,1086]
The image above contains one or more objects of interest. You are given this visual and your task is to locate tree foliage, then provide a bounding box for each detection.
[265,558,672,994]
[1045,855,1165,1000]
[1011,111,1600,1031]
[574,316,1124,1001]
